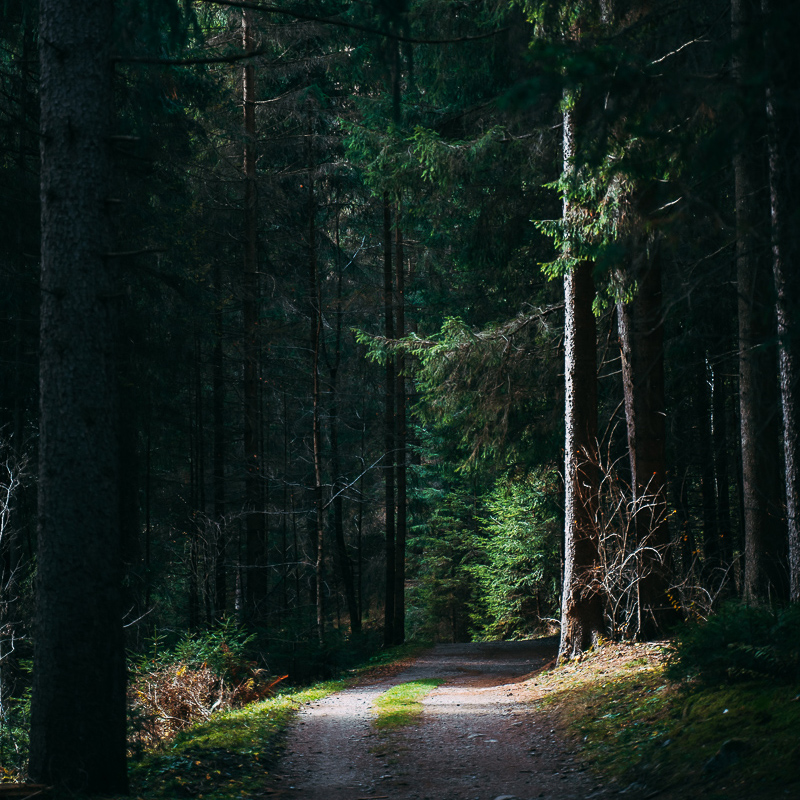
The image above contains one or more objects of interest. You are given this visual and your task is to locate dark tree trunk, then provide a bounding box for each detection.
[762,0,800,602]
[307,123,325,646]
[30,0,128,791]
[329,209,360,634]
[242,11,267,619]
[393,217,406,645]
[733,0,790,601]
[693,350,719,566]
[212,261,227,617]
[711,360,733,565]
[383,192,396,646]
[617,242,676,638]
[558,105,604,662]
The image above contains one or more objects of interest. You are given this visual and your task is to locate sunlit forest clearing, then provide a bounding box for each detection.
[0,0,799,796]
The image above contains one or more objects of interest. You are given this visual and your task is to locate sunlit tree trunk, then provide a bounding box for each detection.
[559,105,604,662]
[30,0,127,791]
[762,0,800,601]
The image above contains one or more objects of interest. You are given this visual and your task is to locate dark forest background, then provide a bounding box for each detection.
[0,0,799,792]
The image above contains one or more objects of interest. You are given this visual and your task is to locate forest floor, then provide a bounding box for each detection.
[134,637,800,800]
[263,638,601,800]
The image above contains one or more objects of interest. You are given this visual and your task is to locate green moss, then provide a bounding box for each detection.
[131,681,345,799]
[550,658,800,799]
[130,641,432,799]
[372,679,444,730]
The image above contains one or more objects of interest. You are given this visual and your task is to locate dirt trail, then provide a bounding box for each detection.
[266,640,609,800]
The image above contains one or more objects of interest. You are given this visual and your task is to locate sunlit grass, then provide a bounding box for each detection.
[131,681,345,799]
[130,640,431,799]
[372,678,444,730]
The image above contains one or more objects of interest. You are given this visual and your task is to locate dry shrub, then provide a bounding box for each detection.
[128,626,287,755]
[129,660,287,753]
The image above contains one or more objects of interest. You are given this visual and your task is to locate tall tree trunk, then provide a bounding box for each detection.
[558,106,604,662]
[732,0,788,601]
[281,389,289,613]
[307,125,325,646]
[711,359,733,566]
[383,192,396,645]
[213,260,227,617]
[393,214,407,644]
[242,11,266,619]
[329,208,360,634]
[30,0,127,791]
[617,242,675,638]
[693,349,719,567]
[762,0,800,601]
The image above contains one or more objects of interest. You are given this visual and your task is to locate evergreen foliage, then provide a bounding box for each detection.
[668,602,800,685]
[0,0,797,780]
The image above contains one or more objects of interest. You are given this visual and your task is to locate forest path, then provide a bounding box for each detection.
[264,639,607,800]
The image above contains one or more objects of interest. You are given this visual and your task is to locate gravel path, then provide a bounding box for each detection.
[266,640,610,800]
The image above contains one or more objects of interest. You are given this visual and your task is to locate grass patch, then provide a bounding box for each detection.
[131,681,344,798]
[372,679,444,730]
[529,641,800,799]
[130,639,431,799]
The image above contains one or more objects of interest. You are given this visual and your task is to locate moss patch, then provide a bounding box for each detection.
[372,679,444,730]
[130,640,431,799]
[527,641,800,799]
[130,681,344,798]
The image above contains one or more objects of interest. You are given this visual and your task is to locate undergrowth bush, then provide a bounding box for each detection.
[129,620,285,756]
[0,685,30,781]
[668,601,800,685]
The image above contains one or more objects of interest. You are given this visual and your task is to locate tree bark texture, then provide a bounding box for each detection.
[242,10,267,618]
[383,192,396,646]
[762,0,800,602]
[30,0,128,791]
[213,260,227,617]
[393,218,406,645]
[330,211,360,634]
[558,106,604,662]
[308,145,324,646]
[732,0,787,602]
[617,243,675,638]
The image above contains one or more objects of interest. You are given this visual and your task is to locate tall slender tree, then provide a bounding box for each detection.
[559,103,604,661]
[383,192,396,645]
[242,9,267,619]
[393,211,407,644]
[761,0,800,602]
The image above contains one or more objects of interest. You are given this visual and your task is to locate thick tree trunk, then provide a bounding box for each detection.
[383,193,396,646]
[730,0,786,602]
[393,218,407,644]
[558,107,604,662]
[761,0,800,602]
[617,244,675,638]
[30,0,128,791]
[242,11,267,619]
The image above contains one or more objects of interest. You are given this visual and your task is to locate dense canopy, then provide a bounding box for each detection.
[0,0,798,791]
